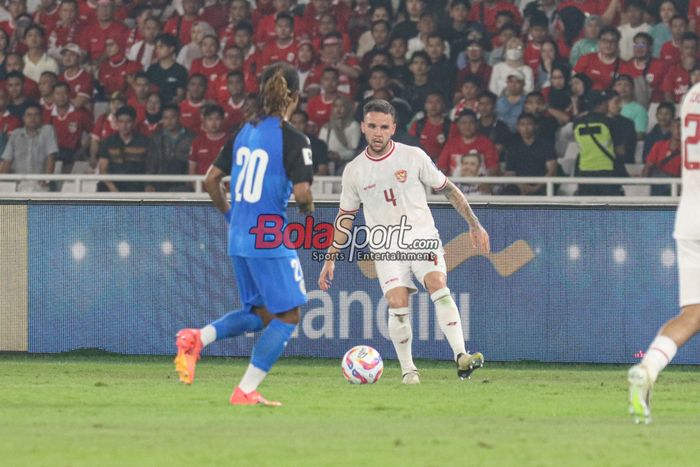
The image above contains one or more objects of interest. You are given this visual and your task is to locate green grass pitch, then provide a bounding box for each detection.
[2,352,700,466]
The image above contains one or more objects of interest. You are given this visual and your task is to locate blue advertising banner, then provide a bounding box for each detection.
[27,203,688,364]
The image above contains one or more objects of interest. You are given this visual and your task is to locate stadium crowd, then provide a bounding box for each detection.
[0,0,690,195]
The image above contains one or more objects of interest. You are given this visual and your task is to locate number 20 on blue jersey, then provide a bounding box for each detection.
[234,147,269,203]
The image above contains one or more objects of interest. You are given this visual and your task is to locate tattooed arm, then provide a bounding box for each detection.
[442,179,491,253]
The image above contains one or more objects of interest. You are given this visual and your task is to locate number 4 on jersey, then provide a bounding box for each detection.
[384,188,397,207]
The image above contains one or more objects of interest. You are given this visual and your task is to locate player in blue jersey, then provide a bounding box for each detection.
[174,62,314,407]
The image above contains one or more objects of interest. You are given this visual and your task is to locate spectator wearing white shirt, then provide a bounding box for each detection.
[22,24,57,83]
[127,16,161,71]
[489,37,534,96]
[618,0,650,61]
[318,94,361,174]
[0,102,58,192]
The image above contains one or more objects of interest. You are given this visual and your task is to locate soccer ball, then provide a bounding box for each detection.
[341,345,383,384]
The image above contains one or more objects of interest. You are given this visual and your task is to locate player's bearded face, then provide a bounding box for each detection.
[362,112,396,156]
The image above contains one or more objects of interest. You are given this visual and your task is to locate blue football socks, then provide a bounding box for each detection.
[211,309,264,340]
[250,320,296,372]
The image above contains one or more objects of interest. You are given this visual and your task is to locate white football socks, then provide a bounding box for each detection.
[238,364,268,394]
[431,288,467,360]
[200,325,217,347]
[641,335,678,382]
[388,307,417,375]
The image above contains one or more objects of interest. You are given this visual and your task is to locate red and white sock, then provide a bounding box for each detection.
[641,335,677,382]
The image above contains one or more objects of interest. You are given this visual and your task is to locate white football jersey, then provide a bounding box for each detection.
[339,140,448,252]
[675,82,700,239]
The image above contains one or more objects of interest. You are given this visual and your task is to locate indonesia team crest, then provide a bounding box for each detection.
[394,169,407,183]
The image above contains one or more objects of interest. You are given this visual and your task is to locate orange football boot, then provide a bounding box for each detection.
[174,328,203,384]
[230,387,282,407]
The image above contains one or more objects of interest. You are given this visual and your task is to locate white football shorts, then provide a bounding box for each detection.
[374,250,447,296]
[677,239,700,308]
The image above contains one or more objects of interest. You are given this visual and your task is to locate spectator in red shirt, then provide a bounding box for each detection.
[78,0,126,24]
[451,75,482,119]
[259,12,298,68]
[90,90,126,167]
[80,0,129,64]
[124,6,151,52]
[0,0,27,46]
[188,104,226,177]
[456,40,492,94]
[59,43,93,110]
[620,32,665,103]
[304,0,351,37]
[4,53,39,99]
[254,0,308,48]
[199,0,230,31]
[524,12,549,72]
[662,33,699,103]
[127,71,150,124]
[642,118,681,195]
[164,0,201,47]
[408,91,450,162]
[218,1,253,50]
[34,0,61,35]
[220,70,246,132]
[573,26,625,90]
[438,109,500,176]
[230,22,260,78]
[179,73,207,134]
[139,92,162,137]
[98,35,140,97]
[469,0,522,35]
[306,67,341,134]
[190,34,228,102]
[38,71,57,114]
[46,81,92,171]
[216,45,258,100]
[659,16,688,66]
[312,13,352,55]
[47,0,83,59]
[307,32,361,96]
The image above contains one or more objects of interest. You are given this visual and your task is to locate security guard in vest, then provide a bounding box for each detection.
[573,90,626,196]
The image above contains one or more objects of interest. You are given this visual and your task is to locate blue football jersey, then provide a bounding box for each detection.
[215,116,313,258]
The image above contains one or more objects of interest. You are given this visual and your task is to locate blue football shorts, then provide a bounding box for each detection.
[231,254,308,314]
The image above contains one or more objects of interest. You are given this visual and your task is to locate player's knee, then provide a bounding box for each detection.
[680,304,700,331]
[386,294,408,309]
[423,272,447,294]
[276,307,301,325]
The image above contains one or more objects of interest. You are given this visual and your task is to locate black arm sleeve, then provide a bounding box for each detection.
[213,135,236,175]
[282,122,314,185]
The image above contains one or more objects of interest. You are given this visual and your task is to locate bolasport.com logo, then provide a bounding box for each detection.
[249,213,439,262]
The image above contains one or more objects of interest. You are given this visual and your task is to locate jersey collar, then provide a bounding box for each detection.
[364,140,396,162]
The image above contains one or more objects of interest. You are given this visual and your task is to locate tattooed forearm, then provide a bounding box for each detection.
[442,179,480,228]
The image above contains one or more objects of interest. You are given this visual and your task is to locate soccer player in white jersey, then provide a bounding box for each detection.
[318,99,491,384]
[628,84,700,423]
